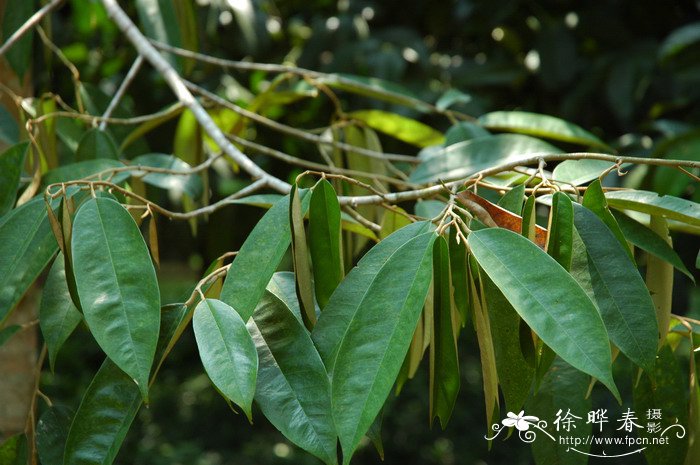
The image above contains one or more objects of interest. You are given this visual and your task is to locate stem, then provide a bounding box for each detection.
[0,0,64,57]
[99,55,144,130]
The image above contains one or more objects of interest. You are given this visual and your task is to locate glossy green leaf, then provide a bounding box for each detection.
[0,324,20,346]
[349,109,444,147]
[318,73,430,112]
[606,190,700,227]
[0,433,27,465]
[582,180,632,258]
[0,198,58,323]
[193,299,258,421]
[443,121,490,146]
[478,111,611,150]
[498,183,525,214]
[409,134,559,184]
[659,21,700,60]
[312,221,433,371]
[72,197,160,399]
[467,228,618,399]
[330,231,436,462]
[1,0,34,78]
[135,0,183,70]
[634,344,689,465]
[130,153,203,199]
[448,226,469,326]
[430,237,460,428]
[436,88,473,111]
[289,185,316,329]
[572,203,658,373]
[248,292,337,465]
[76,128,120,162]
[613,210,693,280]
[521,195,536,240]
[63,360,142,465]
[547,192,574,270]
[42,160,129,186]
[0,142,27,216]
[37,405,73,465]
[39,253,83,371]
[0,104,19,146]
[366,411,384,460]
[551,159,616,186]
[309,179,343,309]
[266,272,302,322]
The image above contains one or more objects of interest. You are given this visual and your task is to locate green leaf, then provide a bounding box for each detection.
[659,21,700,60]
[1,0,34,78]
[605,190,700,227]
[572,203,658,373]
[0,198,58,323]
[249,292,337,465]
[220,192,309,321]
[37,405,73,465]
[478,111,611,150]
[646,217,674,343]
[0,324,20,346]
[582,180,632,259]
[318,73,430,112]
[436,88,473,111]
[266,272,302,322]
[551,159,616,186]
[72,197,160,400]
[467,228,619,399]
[0,104,19,145]
[547,192,574,270]
[613,210,693,280]
[309,180,343,310]
[634,344,689,465]
[39,253,83,371]
[0,434,27,465]
[430,237,460,429]
[497,183,525,214]
[130,153,203,199]
[312,221,433,371]
[75,128,120,162]
[349,110,444,147]
[443,121,490,146]
[289,184,316,329]
[42,160,130,186]
[409,134,559,184]
[134,0,183,71]
[193,299,258,421]
[330,231,436,462]
[521,195,536,240]
[448,226,469,326]
[0,142,27,216]
[63,360,142,465]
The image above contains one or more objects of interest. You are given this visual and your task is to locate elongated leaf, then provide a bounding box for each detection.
[76,128,120,162]
[467,228,618,399]
[646,217,674,342]
[267,272,302,322]
[0,324,20,346]
[63,360,142,465]
[42,160,130,186]
[0,434,27,465]
[309,180,343,309]
[498,183,525,214]
[613,211,693,280]
[410,134,559,184]
[448,226,469,326]
[572,204,658,372]
[0,104,19,146]
[135,0,182,70]
[349,109,444,147]
[478,111,611,150]
[37,405,73,465]
[249,292,337,465]
[582,180,632,258]
[289,185,316,329]
[39,253,83,371]
[521,195,536,240]
[220,193,308,321]
[331,232,436,462]
[606,190,700,227]
[547,192,574,270]
[1,0,34,78]
[318,74,430,112]
[193,299,257,420]
[0,142,27,216]
[131,153,203,199]
[0,198,58,323]
[312,221,433,371]
[444,121,490,146]
[430,237,460,428]
[72,198,160,399]
[659,21,700,60]
[552,159,616,186]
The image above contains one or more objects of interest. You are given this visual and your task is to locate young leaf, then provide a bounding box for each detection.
[0,142,28,216]
[546,192,574,270]
[348,109,444,147]
[430,237,460,429]
[63,360,142,465]
[645,217,674,342]
[72,197,160,400]
[36,405,73,465]
[309,179,344,309]
[605,190,700,227]
[571,204,658,372]
[248,292,337,465]
[289,184,316,329]
[193,299,258,421]
[497,183,525,214]
[467,228,619,399]
[75,128,120,161]
[582,180,633,258]
[39,253,82,371]
[521,195,537,241]
[330,232,436,462]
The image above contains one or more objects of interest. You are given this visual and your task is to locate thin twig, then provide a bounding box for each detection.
[99,55,144,130]
[0,0,64,57]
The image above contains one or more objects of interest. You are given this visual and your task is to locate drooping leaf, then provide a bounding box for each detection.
[366,411,385,460]
[448,226,469,326]
[309,179,343,309]
[63,360,142,465]
[266,272,302,322]
[0,104,19,146]
[72,197,160,399]
[75,128,120,162]
[134,0,183,70]
[330,232,436,462]
[410,134,559,184]
[521,195,537,241]
[289,184,316,329]
[659,21,700,60]
[430,237,460,429]
[36,405,73,465]
[39,253,83,371]
[0,142,28,216]
[0,198,58,323]
[318,73,430,112]
[546,192,574,270]
[130,153,203,199]
[605,190,700,227]
[193,299,258,421]
[551,159,616,186]
[467,228,618,399]
[478,111,611,150]
[582,180,632,258]
[443,121,490,146]
[1,0,34,78]
[572,203,658,373]
[497,183,525,214]
[645,217,674,342]
[42,160,129,186]
[248,292,337,465]
[349,109,444,147]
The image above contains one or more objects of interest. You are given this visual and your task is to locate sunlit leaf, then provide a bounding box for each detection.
[582,180,632,259]
[349,109,444,147]
[135,0,183,70]
[606,190,700,227]
[546,192,574,270]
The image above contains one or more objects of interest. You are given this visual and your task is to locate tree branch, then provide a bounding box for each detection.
[0,0,64,57]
